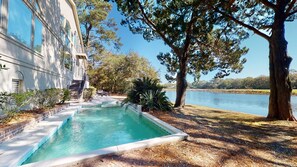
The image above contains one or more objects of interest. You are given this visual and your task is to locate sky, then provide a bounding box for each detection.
[108,3,297,83]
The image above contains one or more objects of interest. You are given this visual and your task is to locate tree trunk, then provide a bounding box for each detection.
[174,58,188,108]
[267,10,296,121]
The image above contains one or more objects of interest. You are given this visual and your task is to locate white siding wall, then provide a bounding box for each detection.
[0,0,86,92]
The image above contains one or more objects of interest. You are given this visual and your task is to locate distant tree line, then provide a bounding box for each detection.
[191,73,297,89]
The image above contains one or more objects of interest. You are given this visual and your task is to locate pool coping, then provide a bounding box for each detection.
[0,100,188,167]
[0,106,81,167]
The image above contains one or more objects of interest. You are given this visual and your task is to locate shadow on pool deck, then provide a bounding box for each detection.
[64,105,297,167]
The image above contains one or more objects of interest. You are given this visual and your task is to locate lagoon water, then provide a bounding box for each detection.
[166,90,297,117]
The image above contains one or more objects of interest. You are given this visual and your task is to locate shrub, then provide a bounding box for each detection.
[43,88,63,108]
[0,88,69,122]
[31,90,45,109]
[0,92,33,121]
[124,77,172,111]
[0,92,14,114]
[11,91,35,109]
[83,87,96,101]
[60,89,70,104]
[32,88,63,108]
[0,92,10,111]
[125,77,164,104]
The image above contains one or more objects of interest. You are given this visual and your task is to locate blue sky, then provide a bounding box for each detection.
[108,4,297,83]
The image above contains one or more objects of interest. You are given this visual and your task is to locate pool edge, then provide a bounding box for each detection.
[21,103,188,167]
[21,134,187,167]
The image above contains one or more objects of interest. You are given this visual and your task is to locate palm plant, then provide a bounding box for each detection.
[124,77,172,111]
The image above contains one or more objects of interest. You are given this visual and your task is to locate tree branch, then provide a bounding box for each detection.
[183,12,197,60]
[213,7,270,41]
[136,0,180,54]
[287,9,297,17]
[259,0,277,10]
[285,0,296,16]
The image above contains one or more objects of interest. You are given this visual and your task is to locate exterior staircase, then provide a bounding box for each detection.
[69,79,85,100]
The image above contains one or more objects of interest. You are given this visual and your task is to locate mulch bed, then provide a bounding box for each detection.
[0,104,66,129]
[66,105,297,167]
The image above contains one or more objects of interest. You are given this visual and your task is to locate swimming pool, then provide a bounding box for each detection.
[20,104,183,166]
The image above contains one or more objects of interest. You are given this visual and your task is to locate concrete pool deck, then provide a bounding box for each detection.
[0,106,80,167]
[0,97,187,167]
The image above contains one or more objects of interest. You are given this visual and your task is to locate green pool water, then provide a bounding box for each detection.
[22,107,170,165]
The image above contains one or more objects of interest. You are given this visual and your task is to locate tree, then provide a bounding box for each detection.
[75,0,121,58]
[209,1,297,120]
[114,0,248,107]
[88,51,159,93]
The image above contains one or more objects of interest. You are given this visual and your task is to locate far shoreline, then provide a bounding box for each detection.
[163,88,297,96]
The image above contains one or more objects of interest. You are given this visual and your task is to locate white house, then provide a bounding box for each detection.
[0,0,88,93]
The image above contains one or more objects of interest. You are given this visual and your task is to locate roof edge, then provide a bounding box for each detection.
[69,0,85,54]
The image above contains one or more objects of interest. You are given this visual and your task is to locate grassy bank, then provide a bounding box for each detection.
[165,88,297,96]
[68,105,297,167]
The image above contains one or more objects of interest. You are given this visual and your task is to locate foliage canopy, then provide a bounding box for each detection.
[75,0,122,57]
[114,0,248,107]
[88,51,158,94]
[207,0,297,120]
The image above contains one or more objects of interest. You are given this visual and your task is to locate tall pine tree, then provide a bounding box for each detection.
[209,0,297,120]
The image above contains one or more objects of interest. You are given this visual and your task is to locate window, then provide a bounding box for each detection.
[60,16,72,50]
[0,0,2,16]
[34,17,43,52]
[60,15,66,30]
[73,31,77,47]
[7,0,32,47]
[76,58,79,66]
[12,79,21,93]
[35,1,41,13]
[64,53,72,71]
[59,46,64,67]
[65,20,71,37]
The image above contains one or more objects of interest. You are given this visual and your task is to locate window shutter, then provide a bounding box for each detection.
[12,79,20,93]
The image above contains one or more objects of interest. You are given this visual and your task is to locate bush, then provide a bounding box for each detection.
[0,92,14,114]
[0,92,10,111]
[11,91,35,109]
[0,92,33,120]
[32,88,63,108]
[124,77,172,111]
[43,88,63,108]
[125,77,164,104]
[83,87,96,101]
[61,89,70,104]
[0,88,70,122]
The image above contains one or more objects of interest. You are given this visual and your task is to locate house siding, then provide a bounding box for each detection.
[0,0,87,92]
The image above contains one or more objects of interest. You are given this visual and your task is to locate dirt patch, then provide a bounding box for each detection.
[67,105,297,167]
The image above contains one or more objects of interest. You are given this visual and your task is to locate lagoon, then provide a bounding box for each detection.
[166,90,297,117]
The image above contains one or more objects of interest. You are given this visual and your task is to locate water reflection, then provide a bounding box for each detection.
[166,90,297,117]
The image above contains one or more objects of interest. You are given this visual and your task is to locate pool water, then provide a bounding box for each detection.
[23,107,169,165]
